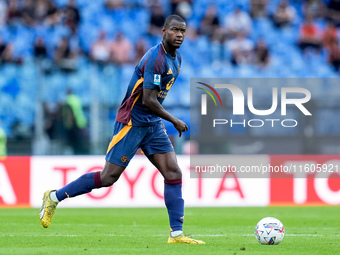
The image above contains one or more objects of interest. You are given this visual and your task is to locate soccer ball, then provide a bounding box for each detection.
[255,217,285,245]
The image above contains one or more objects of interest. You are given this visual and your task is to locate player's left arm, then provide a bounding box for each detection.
[142,88,188,137]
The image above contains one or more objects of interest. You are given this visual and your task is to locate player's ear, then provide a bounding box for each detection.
[162,26,166,35]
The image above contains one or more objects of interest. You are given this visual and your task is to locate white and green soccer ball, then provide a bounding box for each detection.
[255,217,285,245]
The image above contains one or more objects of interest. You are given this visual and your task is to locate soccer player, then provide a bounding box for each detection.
[40,14,205,245]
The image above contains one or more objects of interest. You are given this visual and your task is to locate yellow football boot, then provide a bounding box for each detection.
[167,233,205,244]
[39,190,58,228]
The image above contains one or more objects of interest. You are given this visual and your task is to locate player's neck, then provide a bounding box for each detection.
[162,41,176,57]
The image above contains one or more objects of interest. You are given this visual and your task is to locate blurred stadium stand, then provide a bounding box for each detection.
[0,0,339,155]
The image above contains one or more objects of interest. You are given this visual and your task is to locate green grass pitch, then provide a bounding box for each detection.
[0,206,339,255]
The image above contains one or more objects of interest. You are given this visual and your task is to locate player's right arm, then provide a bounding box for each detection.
[142,88,188,137]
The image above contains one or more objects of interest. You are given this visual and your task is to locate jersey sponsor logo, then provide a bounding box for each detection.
[158,90,168,99]
[167,68,173,75]
[154,74,161,85]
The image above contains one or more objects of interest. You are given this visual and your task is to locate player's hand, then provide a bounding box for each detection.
[173,119,188,137]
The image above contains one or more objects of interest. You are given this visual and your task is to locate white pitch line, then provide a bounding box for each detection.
[3,223,106,227]
[287,234,322,237]
[0,234,224,237]
[242,234,337,237]
[1,233,339,238]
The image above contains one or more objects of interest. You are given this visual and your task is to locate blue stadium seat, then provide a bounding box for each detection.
[0,94,15,125]
[79,23,101,52]
[15,92,35,126]
[120,64,135,93]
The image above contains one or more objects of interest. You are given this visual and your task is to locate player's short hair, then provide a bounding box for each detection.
[163,15,186,28]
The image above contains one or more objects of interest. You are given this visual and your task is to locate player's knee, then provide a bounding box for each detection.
[100,172,121,187]
[164,165,182,180]
[100,162,125,187]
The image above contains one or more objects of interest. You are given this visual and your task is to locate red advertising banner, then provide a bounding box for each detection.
[270,155,340,205]
[0,157,30,206]
[0,155,339,207]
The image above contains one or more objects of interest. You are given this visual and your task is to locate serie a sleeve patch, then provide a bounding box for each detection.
[154,74,161,85]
